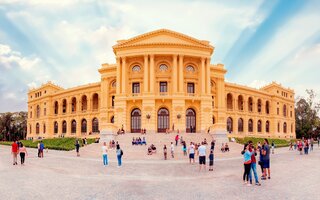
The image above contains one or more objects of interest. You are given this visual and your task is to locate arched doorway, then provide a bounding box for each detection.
[186,108,196,133]
[157,108,169,133]
[131,108,141,133]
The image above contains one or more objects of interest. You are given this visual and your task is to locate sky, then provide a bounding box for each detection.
[0,0,320,112]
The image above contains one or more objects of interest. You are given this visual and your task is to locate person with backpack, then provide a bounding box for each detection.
[39,141,45,158]
[116,144,123,167]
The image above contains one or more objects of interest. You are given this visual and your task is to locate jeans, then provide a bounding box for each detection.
[243,163,251,182]
[20,152,25,164]
[304,147,308,154]
[117,155,122,166]
[249,163,259,183]
[103,154,108,166]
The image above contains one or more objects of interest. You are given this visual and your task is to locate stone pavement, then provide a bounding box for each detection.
[0,136,319,200]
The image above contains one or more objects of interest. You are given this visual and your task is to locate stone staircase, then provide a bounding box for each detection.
[78,132,243,161]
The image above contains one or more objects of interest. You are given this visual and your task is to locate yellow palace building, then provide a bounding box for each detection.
[27,29,295,140]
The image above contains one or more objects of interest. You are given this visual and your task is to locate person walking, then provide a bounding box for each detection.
[163,145,167,160]
[261,139,270,180]
[243,144,253,186]
[170,142,174,158]
[182,142,187,156]
[116,144,123,167]
[75,140,80,157]
[39,141,45,158]
[209,150,214,171]
[37,142,41,158]
[175,134,179,146]
[298,140,303,155]
[271,141,275,154]
[198,142,206,172]
[102,142,108,166]
[19,143,28,165]
[188,142,195,164]
[304,139,309,155]
[310,138,314,151]
[11,140,18,165]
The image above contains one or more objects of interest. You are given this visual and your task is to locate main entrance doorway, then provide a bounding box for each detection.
[157,108,169,133]
[186,108,196,133]
[131,108,141,133]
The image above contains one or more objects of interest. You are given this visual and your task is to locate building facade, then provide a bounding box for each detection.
[27,29,295,140]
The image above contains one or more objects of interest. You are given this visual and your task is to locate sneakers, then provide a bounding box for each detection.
[255,183,261,186]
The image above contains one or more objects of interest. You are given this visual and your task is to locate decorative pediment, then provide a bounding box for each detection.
[113,29,213,50]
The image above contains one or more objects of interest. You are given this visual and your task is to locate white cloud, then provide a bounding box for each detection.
[248,80,269,89]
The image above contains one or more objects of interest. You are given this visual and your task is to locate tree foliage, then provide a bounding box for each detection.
[295,89,320,139]
[0,112,27,141]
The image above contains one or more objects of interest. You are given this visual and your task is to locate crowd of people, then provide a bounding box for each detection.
[132,137,147,145]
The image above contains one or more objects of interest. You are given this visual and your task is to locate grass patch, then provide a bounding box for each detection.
[0,138,96,151]
[233,137,295,148]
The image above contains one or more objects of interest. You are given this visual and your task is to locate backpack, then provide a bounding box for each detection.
[120,150,123,156]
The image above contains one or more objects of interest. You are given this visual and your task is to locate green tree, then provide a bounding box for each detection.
[295,90,320,138]
[0,112,27,141]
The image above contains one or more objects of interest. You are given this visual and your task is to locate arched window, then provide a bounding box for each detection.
[257,120,262,132]
[54,121,58,134]
[283,122,287,133]
[81,95,87,111]
[159,64,168,71]
[257,99,262,113]
[92,93,99,110]
[283,105,287,117]
[132,65,141,72]
[71,120,77,134]
[212,116,215,124]
[71,97,77,113]
[291,123,293,133]
[110,116,114,123]
[81,119,87,133]
[54,101,59,114]
[111,81,116,88]
[29,125,32,134]
[266,121,270,133]
[43,123,46,134]
[277,122,280,132]
[238,95,244,111]
[238,118,243,132]
[227,117,233,133]
[248,97,253,112]
[248,119,253,132]
[92,118,99,133]
[62,99,67,113]
[186,65,195,72]
[227,93,233,110]
[36,105,40,118]
[62,121,67,134]
[36,123,40,134]
[265,101,270,114]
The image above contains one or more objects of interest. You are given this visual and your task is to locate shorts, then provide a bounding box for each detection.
[263,159,270,168]
[189,153,194,159]
[199,156,206,165]
[209,160,214,166]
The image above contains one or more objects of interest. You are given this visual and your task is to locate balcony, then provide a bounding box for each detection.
[159,92,168,96]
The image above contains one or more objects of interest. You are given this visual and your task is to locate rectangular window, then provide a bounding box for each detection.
[187,83,195,93]
[111,96,115,107]
[277,108,279,115]
[132,83,140,94]
[160,82,167,93]
[44,108,46,116]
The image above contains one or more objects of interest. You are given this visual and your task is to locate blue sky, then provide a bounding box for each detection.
[0,0,320,112]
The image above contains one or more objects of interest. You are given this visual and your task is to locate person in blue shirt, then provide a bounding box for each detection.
[39,141,45,158]
[242,143,253,186]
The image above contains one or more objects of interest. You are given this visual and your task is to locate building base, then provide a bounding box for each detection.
[100,129,117,143]
[210,129,228,144]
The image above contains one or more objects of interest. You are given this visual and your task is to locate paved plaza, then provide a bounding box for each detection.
[0,134,319,200]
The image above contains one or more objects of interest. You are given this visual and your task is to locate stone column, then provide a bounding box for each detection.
[143,55,149,93]
[121,57,126,94]
[150,54,155,93]
[178,55,184,93]
[172,54,178,93]
[116,57,121,94]
[206,57,211,94]
[201,57,205,94]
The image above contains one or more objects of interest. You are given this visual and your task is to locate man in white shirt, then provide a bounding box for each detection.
[102,142,108,166]
[198,142,206,171]
[188,142,195,164]
[170,142,174,158]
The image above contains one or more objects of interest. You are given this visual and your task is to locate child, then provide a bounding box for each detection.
[163,145,167,160]
[209,150,214,171]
